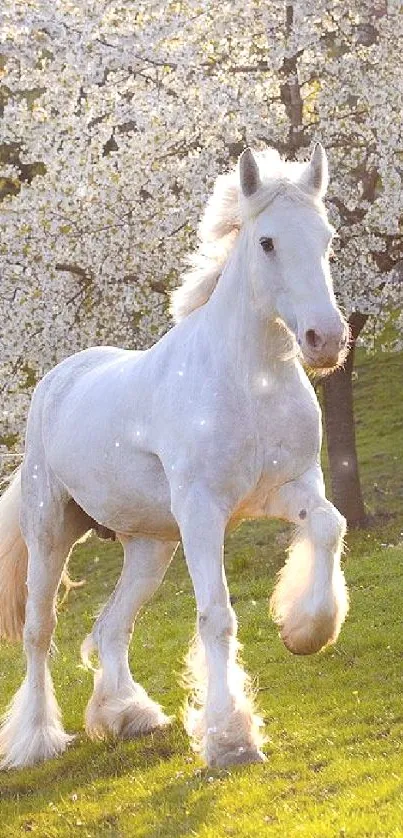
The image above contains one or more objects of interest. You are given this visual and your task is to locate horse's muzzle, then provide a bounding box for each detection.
[301,322,349,372]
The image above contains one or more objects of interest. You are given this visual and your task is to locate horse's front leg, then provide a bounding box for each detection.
[269,464,348,655]
[172,484,265,768]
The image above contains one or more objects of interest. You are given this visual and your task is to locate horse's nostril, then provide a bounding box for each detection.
[305,329,322,350]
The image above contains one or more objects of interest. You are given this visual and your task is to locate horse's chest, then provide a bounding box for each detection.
[232,395,319,522]
[266,398,318,463]
[257,386,320,482]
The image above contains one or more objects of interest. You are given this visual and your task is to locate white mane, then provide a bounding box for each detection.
[170,148,319,323]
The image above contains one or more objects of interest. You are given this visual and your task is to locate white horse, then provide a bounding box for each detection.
[0,144,349,770]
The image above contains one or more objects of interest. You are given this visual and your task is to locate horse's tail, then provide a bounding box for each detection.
[0,467,28,642]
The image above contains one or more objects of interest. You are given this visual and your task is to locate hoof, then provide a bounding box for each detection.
[0,728,74,770]
[211,747,266,768]
[279,612,337,656]
[119,709,172,740]
[85,689,172,741]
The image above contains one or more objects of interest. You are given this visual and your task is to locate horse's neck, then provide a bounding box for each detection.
[201,235,294,381]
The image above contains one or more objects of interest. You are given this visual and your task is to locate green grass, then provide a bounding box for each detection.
[0,350,403,837]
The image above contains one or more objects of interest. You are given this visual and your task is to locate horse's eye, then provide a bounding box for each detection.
[260,237,274,253]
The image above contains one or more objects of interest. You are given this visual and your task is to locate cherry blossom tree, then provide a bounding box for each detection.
[1,0,402,524]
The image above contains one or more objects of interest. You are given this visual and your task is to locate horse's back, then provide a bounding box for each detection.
[28,346,139,420]
[39,346,139,396]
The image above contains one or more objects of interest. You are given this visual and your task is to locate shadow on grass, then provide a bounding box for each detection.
[0,720,227,837]
[0,725,181,790]
[83,767,221,837]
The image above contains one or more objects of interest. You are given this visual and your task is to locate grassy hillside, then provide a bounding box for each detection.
[0,350,402,837]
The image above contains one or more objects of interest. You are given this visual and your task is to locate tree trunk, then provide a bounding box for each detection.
[321,313,368,527]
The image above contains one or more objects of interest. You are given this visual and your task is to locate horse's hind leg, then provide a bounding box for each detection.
[83,536,177,740]
[0,480,90,769]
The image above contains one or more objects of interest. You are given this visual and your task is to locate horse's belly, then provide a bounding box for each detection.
[52,447,179,540]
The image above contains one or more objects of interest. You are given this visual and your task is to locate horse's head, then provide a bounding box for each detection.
[239,145,349,371]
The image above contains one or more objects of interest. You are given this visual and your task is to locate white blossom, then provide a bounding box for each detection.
[0,0,402,467]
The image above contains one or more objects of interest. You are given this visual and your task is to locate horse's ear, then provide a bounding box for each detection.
[239,148,261,197]
[300,143,329,198]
